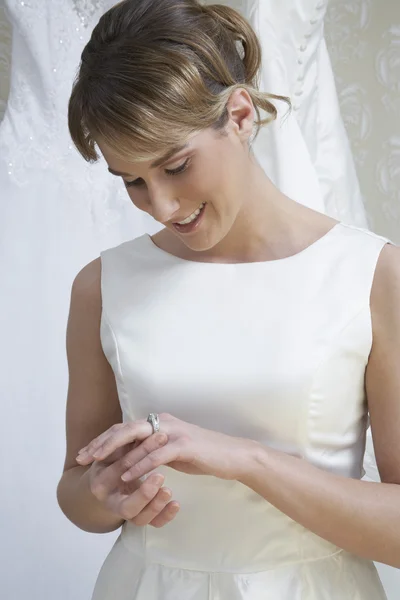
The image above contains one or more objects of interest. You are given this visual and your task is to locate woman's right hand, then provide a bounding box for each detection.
[86,432,180,527]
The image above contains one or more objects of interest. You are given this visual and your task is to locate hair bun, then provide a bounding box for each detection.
[69,0,290,164]
[201,3,259,85]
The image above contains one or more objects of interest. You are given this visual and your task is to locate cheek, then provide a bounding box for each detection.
[189,159,230,198]
[126,188,147,210]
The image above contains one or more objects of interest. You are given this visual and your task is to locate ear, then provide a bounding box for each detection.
[225,88,255,144]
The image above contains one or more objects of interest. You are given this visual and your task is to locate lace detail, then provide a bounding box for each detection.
[72,0,103,27]
[1,1,101,178]
[0,0,139,237]
[0,2,161,250]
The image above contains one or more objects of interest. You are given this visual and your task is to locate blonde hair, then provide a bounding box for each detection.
[68,0,290,163]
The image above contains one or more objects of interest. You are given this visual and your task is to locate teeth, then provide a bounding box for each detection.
[177,203,205,225]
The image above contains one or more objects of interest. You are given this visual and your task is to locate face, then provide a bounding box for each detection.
[97,88,255,252]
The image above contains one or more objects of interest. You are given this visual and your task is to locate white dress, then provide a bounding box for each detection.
[0,1,383,599]
[1,0,368,229]
[218,0,369,227]
[93,221,390,600]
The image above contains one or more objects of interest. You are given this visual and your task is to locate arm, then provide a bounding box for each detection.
[56,258,125,533]
[57,465,125,534]
[239,243,400,568]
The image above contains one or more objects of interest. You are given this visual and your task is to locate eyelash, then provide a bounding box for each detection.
[125,158,191,188]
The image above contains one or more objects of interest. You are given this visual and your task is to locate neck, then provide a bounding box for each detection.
[211,159,323,263]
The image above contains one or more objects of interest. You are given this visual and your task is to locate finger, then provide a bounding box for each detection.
[150,501,180,528]
[78,420,148,456]
[78,423,125,456]
[79,440,137,470]
[88,460,135,501]
[121,443,180,482]
[130,487,173,526]
[101,440,139,466]
[77,420,152,464]
[92,420,154,460]
[99,433,168,489]
[116,474,165,520]
[89,434,168,499]
[102,472,164,510]
[118,432,168,473]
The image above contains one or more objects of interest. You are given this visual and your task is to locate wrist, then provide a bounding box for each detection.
[236,439,268,486]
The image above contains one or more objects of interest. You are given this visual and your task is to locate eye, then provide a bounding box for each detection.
[125,178,145,188]
[165,157,191,176]
[124,158,191,188]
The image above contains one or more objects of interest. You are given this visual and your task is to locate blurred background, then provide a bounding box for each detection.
[2,2,398,241]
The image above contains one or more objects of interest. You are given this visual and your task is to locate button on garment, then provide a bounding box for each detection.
[242,0,369,226]
[92,222,391,599]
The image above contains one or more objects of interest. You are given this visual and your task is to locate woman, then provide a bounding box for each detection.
[57,1,400,598]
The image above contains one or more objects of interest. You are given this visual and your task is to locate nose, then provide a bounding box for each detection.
[147,183,180,224]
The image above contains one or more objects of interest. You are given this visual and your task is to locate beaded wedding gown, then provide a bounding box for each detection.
[0,2,158,599]
[0,1,382,599]
[218,0,369,227]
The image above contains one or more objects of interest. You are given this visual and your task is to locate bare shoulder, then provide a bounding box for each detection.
[68,258,103,325]
[367,242,400,484]
[370,243,400,332]
[71,257,102,299]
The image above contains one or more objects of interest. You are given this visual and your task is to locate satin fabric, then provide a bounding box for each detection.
[92,222,390,599]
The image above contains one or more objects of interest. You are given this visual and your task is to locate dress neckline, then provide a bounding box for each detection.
[141,222,343,267]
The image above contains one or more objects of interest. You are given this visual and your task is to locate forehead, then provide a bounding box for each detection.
[104,144,189,176]
[97,128,216,172]
[96,130,220,177]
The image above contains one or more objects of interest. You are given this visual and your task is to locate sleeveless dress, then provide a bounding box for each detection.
[93,221,391,600]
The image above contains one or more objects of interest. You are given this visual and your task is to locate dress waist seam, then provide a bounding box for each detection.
[120,534,345,574]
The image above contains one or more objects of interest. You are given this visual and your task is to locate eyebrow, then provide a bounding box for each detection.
[108,143,189,177]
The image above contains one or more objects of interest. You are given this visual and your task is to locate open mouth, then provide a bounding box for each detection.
[173,202,206,233]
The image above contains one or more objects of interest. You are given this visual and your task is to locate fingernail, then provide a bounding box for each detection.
[121,472,133,482]
[154,474,164,484]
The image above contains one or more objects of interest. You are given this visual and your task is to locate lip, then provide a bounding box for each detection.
[172,203,206,234]
[173,203,205,224]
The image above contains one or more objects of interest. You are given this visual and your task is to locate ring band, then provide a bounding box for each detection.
[147,413,160,434]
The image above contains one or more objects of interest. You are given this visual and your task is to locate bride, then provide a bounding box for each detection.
[0,1,394,599]
[58,1,399,599]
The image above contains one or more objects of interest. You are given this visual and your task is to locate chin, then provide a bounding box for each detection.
[183,237,215,253]
[183,226,229,254]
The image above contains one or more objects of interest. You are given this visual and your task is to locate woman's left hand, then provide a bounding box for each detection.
[76,413,256,482]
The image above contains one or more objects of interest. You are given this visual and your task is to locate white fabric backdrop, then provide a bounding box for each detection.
[325,1,400,593]
[0,1,398,599]
[325,0,400,245]
[0,3,157,600]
